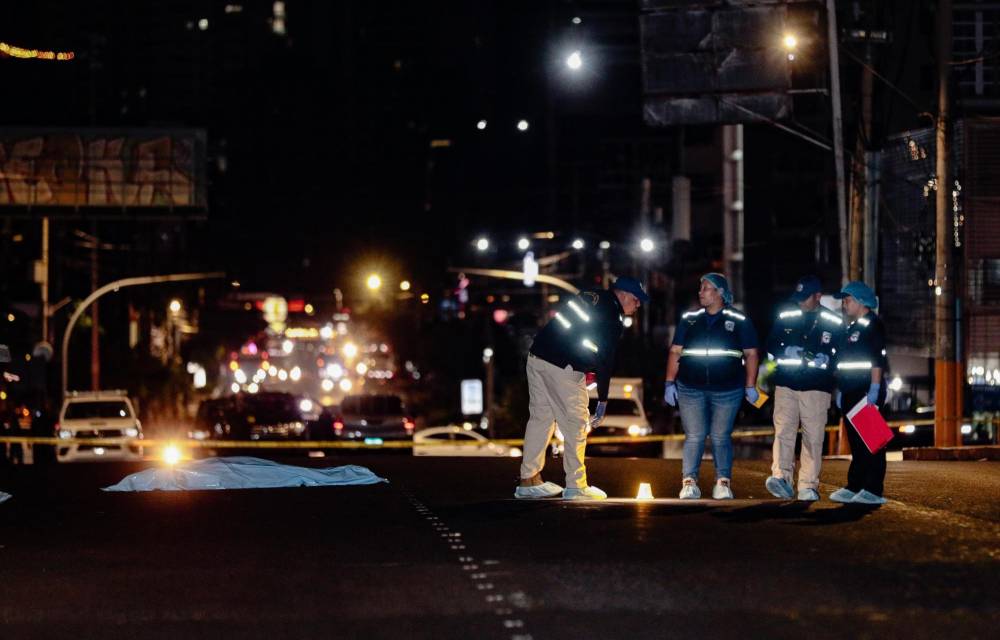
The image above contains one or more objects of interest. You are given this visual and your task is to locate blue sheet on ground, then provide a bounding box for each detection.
[103,456,388,492]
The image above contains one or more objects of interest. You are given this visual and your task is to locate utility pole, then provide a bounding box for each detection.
[90,222,100,390]
[935,0,960,447]
[722,124,744,302]
[827,0,849,286]
[848,45,874,282]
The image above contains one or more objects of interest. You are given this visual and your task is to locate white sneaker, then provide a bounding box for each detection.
[514,481,563,499]
[712,478,734,500]
[563,486,608,501]
[679,478,701,499]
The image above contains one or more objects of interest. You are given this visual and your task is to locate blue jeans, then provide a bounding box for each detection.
[676,382,743,481]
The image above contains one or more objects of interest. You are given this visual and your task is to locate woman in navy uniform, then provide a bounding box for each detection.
[664,273,759,499]
[829,281,891,505]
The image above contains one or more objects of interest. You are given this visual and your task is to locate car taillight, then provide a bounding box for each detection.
[403,418,415,431]
[333,420,344,433]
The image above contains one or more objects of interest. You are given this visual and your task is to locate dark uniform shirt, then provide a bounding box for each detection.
[529,289,625,402]
[672,306,758,391]
[833,310,889,396]
[765,304,844,392]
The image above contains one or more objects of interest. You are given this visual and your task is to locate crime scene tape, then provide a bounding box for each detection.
[0,419,939,450]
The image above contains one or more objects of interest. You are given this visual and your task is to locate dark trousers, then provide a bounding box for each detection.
[843,390,887,496]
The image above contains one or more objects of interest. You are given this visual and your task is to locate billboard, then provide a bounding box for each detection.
[0,128,207,211]
[640,0,818,126]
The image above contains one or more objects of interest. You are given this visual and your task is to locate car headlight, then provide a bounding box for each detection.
[58,429,73,439]
[124,427,140,438]
[627,424,651,437]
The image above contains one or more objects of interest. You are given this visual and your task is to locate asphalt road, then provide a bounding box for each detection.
[0,454,997,639]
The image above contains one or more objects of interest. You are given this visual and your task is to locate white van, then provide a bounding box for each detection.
[57,390,144,462]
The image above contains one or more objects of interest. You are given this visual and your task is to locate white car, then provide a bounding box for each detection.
[57,391,144,462]
[413,426,521,458]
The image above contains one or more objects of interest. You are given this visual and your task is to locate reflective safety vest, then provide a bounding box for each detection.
[677,307,749,390]
[766,305,843,392]
[834,312,889,393]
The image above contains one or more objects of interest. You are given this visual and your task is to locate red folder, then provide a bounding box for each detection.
[846,397,894,454]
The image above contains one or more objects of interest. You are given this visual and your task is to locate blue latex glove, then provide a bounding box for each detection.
[663,382,678,407]
[745,386,760,405]
[867,382,880,405]
[784,345,804,358]
[589,401,607,429]
[811,353,830,368]
[834,389,842,409]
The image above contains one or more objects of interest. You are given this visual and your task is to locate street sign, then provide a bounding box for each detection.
[461,379,483,415]
[523,251,538,287]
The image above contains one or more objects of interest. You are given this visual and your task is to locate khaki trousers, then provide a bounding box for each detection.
[771,386,831,491]
[519,354,590,489]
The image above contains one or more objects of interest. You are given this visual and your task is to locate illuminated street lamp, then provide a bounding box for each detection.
[639,237,655,253]
[475,237,490,252]
[169,299,182,314]
[565,50,583,71]
[366,273,382,290]
[571,238,585,250]
[476,119,488,130]
[400,280,411,291]
[517,237,530,251]
[517,119,530,132]
[782,33,797,61]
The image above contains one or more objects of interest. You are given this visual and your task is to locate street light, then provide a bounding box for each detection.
[565,50,583,71]
[571,238,585,250]
[782,33,798,61]
[169,299,182,314]
[517,237,530,251]
[475,237,490,252]
[399,280,411,291]
[639,238,655,253]
[517,119,530,132]
[476,119,487,130]
[366,273,382,290]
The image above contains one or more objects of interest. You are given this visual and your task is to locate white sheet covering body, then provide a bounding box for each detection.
[103,456,387,492]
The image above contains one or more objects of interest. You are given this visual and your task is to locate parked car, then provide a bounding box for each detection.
[57,390,144,462]
[334,394,415,443]
[413,426,521,457]
[191,393,308,442]
[585,378,660,457]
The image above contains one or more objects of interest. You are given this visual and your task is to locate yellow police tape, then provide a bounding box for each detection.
[0,419,938,450]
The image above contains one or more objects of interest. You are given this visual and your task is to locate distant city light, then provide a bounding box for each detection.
[282,339,294,354]
[477,119,488,130]
[517,237,530,251]
[198,18,209,31]
[304,303,314,315]
[420,293,430,304]
[169,299,182,314]
[0,41,75,61]
[322,379,335,392]
[299,399,313,413]
[640,238,655,253]
[517,119,530,132]
[290,366,302,381]
[343,342,359,359]
[339,378,353,392]
[6,313,14,322]
[623,317,634,328]
[400,280,411,291]
[572,238,585,250]
[566,50,583,71]
[366,273,382,290]
[475,237,490,251]
[356,362,368,375]
[599,240,611,250]
[571,16,582,25]
[231,382,240,394]
[783,33,798,50]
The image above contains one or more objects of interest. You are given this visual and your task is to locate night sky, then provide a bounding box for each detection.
[2,0,648,298]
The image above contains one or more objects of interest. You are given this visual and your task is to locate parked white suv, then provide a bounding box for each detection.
[57,391,144,462]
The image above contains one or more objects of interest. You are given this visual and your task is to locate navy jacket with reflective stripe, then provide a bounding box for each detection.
[765,305,843,392]
[675,308,755,391]
[529,289,624,401]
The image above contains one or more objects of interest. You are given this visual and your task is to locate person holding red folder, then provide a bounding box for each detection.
[829,281,892,505]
